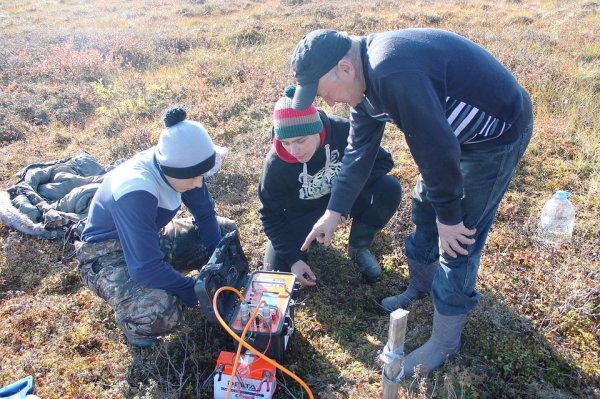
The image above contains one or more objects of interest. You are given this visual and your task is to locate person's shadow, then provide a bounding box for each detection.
[0,230,80,296]
[205,172,250,211]
[281,225,402,398]
[273,219,594,398]
[124,165,595,398]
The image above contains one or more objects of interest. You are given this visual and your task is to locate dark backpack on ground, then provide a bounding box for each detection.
[195,230,249,323]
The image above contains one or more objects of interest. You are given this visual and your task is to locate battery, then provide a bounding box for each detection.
[213,351,276,399]
[229,271,296,363]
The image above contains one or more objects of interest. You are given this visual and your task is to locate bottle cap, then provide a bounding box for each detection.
[554,190,571,200]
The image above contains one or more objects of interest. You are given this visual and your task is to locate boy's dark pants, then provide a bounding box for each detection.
[264,175,401,272]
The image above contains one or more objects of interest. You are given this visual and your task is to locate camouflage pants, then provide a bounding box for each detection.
[75,216,237,341]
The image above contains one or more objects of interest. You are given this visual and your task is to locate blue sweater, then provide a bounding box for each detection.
[81,148,221,306]
[328,29,532,225]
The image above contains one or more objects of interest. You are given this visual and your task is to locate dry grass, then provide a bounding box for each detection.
[1,0,599,398]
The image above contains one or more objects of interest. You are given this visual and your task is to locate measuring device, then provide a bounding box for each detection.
[229,271,296,363]
[196,231,303,399]
[212,271,296,399]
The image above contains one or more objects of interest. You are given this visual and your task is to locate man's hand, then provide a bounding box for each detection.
[436,220,476,258]
[291,260,317,287]
[301,210,342,251]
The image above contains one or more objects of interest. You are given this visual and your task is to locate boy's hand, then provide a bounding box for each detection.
[291,260,317,286]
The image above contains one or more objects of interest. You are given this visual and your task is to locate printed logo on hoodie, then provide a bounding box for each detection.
[298,149,342,200]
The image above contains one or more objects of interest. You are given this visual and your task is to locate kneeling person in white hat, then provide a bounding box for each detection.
[76,107,236,347]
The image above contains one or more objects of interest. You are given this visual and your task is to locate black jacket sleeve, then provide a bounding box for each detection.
[258,155,305,265]
[327,107,387,215]
[325,112,394,185]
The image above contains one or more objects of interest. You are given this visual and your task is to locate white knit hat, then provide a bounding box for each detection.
[155,108,216,179]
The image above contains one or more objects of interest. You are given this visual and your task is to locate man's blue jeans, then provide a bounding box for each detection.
[405,117,533,316]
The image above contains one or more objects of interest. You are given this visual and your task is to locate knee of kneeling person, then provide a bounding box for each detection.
[383,175,403,207]
[218,216,238,235]
[368,175,402,211]
[119,297,184,337]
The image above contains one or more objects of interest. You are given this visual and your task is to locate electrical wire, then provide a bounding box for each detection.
[227,299,266,398]
[233,308,274,398]
[213,286,314,399]
[258,305,274,358]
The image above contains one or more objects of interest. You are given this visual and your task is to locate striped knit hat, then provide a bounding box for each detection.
[273,85,322,140]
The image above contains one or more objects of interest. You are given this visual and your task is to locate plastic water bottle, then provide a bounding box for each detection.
[538,191,575,245]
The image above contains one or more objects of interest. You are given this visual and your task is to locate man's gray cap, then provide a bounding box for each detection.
[290,29,352,110]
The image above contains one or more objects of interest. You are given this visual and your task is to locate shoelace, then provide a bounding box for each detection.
[324,144,331,181]
[301,143,331,188]
[302,162,309,188]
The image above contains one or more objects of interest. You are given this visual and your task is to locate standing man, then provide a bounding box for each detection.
[291,29,533,375]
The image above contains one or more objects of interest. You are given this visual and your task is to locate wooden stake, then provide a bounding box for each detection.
[381,308,409,399]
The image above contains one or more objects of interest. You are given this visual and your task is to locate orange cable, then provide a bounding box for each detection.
[227,299,266,398]
[213,286,314,399]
